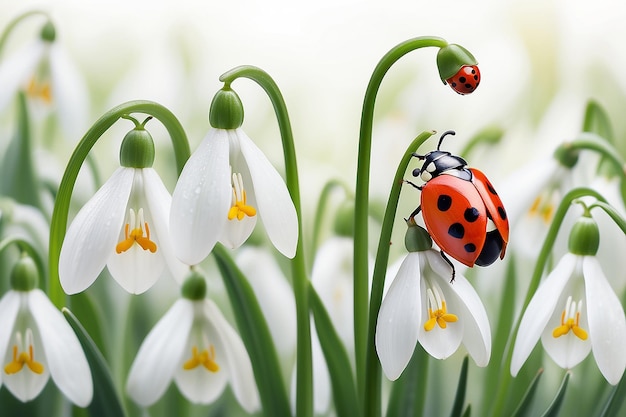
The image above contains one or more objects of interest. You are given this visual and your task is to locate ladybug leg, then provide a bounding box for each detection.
[439,251,456,283]
[406,205,422,222]
[403,179,423,190]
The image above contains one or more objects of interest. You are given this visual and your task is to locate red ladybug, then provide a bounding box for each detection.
[445,65,480,95]
[408,131,508,277]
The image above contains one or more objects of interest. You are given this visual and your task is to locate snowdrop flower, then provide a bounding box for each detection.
[126,272,259,411]
[59,118,186,294]
[376,222,491,380]
[170,87,298,265]
[0,255,92,405]
[0,20,89,141]
[511,214,626,384]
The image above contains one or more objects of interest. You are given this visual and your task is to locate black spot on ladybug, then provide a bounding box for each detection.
[464,243,476,253]
[448,223,465,239]
[437,195,452,211]
[464,207,480,222]
[451,82,457,87]
[498,206,507,220]
[487,182,497,195]
[465,83,472,89]
[473,75,478,81]
[471,69,476,74]
[459,77,467,83]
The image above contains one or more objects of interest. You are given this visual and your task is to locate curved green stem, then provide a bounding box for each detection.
[365,130,435,417]
[48,100,190,309]
[219,65,312,417]
[0,236,46,291]
[489,187,608,417]
[0,10,50,58]
[311,179,352,260]
[589,201,626,234]
[353,36,447,406]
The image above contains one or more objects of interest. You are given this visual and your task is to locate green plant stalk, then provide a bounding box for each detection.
[489,187,608,417]
[540,372,571,417]
[364,130,436,417]
[450,356,470,417]
[311,179,351,259]
[219,65,312,417]
[588,201,626,234]
[0,9,50,57]
[354,36,448,403]
[48,100,190,309]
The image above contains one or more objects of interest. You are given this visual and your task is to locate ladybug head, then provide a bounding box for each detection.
[413,131,467,181]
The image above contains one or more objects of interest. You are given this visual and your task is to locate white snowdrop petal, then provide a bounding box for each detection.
[170,129,231,265]
[0,41,45,113]
[59,167,134,294]
[0,291,22,386]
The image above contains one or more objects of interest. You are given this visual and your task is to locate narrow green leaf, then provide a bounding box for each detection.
[69,292,108,359]
[449,356,469,417]
[212,244,291,417]
[309,284,360,417]
[540,372,570,417]
[385,344,429,417]
[462,405,472,417]
[511,369,544,417]
[597,372,626,417]
[62,308,127,417]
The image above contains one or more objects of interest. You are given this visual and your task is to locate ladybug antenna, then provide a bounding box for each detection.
[437,130,456,150]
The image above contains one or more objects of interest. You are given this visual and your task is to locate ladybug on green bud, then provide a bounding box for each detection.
[437,44,480,95]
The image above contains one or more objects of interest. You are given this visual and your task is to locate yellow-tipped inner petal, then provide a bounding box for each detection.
[528,193,555,224]
[227,173,256,221]
[552,297,588,341]
[423,286,458,332]
[116,208,158,254]
[4,331,44,375]
[27,77,52,104]
[183,345,220,373]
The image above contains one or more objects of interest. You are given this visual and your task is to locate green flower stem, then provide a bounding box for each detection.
[48,101,190,309]
[365,130,435,417]
[489,187,608,417]
[311,179,352,258]
[0,10,50,57]
[219,65,312,417]
[588,201,626,234]
[353,36,447,403]
[0,236,46,291]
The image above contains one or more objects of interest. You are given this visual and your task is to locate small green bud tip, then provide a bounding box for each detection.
[436,44,480,95]
[553,144,579,169]
[333,201,355,238]
[405,219,433,253]
[40,20,56,43]
[568,215,600,256]
[10,255,39,291]
[119,116,156,168]
[209,87,244,129]
[181,272,207,300]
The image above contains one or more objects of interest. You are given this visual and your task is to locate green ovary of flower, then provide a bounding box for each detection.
[227,173,256,221]
[424,286,458,331]
[552,296,588,341]
[183,344,220,373]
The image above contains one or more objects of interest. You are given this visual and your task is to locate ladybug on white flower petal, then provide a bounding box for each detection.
[407,130,509,280]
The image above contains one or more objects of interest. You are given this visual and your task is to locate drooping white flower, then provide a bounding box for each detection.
[170,127,298,265]
[511,252,626,384]
[0,287,92,406]
[126,294,259,411]
[376,248,491,380]
[59,166,186,294]
[0,21,89,141]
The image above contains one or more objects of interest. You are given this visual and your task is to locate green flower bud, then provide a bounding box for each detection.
[404,220,433,253]
[436,44,480,95]
[10,255,39,291]
[181,271,207,300]
[209,87,244,129]
[568,215,600,256]
[553,144,579,169]
[333,200,355,238]
[119,117,156,168]
[40,20,56,43]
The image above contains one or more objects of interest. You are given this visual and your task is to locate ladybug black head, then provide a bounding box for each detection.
[413,131,468,182]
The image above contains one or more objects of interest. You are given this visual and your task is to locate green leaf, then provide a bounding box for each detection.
[212,244,291,417]
[540,372,570,417]
[69,292,108,359]
[385,345,429,417]
[449,356,469,417]
[462,405,472,417]
[597,372,626,417]
[62,308,127,417]
[309,284,360,417]
[511,369,544,417]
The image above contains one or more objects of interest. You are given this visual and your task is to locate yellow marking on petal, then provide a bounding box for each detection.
[227,173,256,221]
[4,331,44,375]
[27,77,52,104]
[552,297,588,341]
[116,208,157,254]
[183,345,220,373]
[423,287,458,332]
[528,193,555,225]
